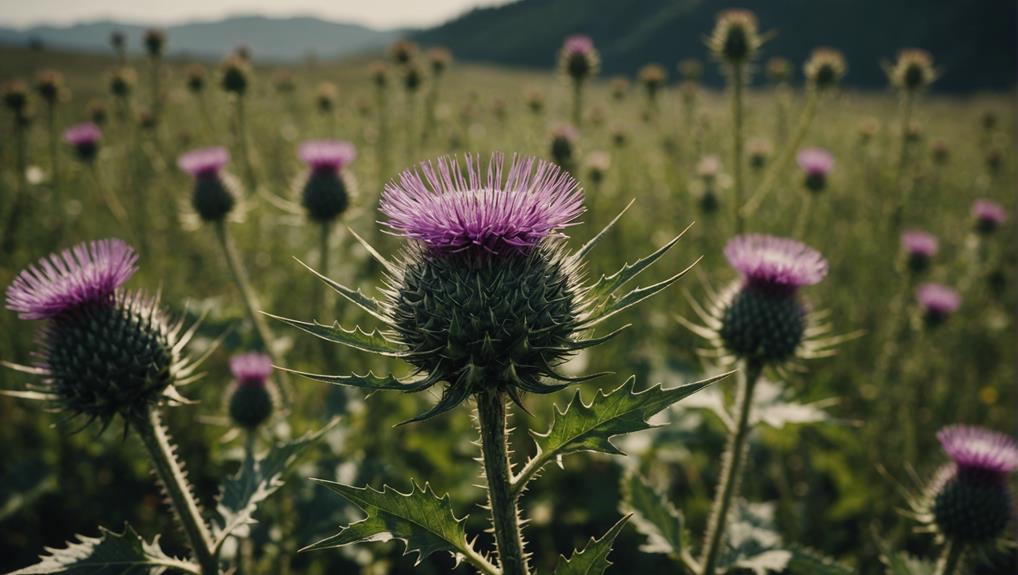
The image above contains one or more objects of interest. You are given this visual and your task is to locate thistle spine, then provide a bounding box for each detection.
[699,360,762,575]
[934,541,964,575]
[133,407,220,575]
[477,391,530,575]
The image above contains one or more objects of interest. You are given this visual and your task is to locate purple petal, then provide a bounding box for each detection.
[938,425,1018,476]
[230,352,273,384]
[298,140,357,171]
[178,147,229,177]
[724,234,828,290]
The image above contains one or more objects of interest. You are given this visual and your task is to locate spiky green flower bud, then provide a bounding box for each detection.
[709,10,762,66]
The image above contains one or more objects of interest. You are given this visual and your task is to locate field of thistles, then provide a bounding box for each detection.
[0,12,1014,575]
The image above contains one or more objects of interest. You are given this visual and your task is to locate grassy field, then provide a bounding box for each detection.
[0,41,1014,574]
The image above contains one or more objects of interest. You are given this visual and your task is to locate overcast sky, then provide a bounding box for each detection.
[1,0,512,29]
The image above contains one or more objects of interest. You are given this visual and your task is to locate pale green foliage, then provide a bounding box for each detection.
[619,470,684,556]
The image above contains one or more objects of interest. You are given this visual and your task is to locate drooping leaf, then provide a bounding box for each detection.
[786,546,855,575]
[553,515,630,575]
[213,419,338,548]
[8,524,198,574]
[619,470,683,556]
[514,373,728,495]
[265,314,407,356]
[304,479,496,573]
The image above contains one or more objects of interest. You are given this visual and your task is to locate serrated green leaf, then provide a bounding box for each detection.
[265,314,407,356]
[786,546,855,575]
[304,479,496,573]
[294,257,392,324]
[213,420,337,548]
[878,540,935,575]
[8,524,198,574]
[584,259,699,327]
[586,224,691,303]
[570,200,635,262]
[281,368,439,392]
[553,515,630,575]
[619,470,683,556]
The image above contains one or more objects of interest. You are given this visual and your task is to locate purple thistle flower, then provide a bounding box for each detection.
[6,238,138,320]
[552,123,580,143]
[230,352,273,385]
[972,199,1007,234]
[63,122,102,147]
[938,425,1018,479]
[916,282,960,324]
[796,149,834,176]
[901,230,938,257]
[379,153,585,254]
[562,35,595,56]
[299,139,356,173]
[724,234,828,293]
[177,146,229,177]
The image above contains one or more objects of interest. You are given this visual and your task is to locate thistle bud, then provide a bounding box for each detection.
[5,239,191,425]
[109,68,136,98]
[916,283,960,328]
[709,9,762,65]
[298,140,356,223]
[930,139,949,166]
[748,138,771,170]
[889,49,936,93]
[137,108,157,131]
[220,56,250,95]
[143,28,166,57]
[316,82,337,113]
[696,155,723,214]
[550,123,579,170]
[35,70,64,105]
[972,200,1007,235]
[370,62,389,89]
[233,44,252,62]
[610,125,627,148]
[227,353,275,429]
[2,80,29,115]
[177,147,235,222]
[857,117,878,145]
[88,100,108,126]
[900,230,938,274]
[803,48,846,92]
[428,47,452,75]
[718,235,828,364]
[403,61,424,93]
[610,77,629,101]
[389,40,418,65]
[526,88,545,114]
[559,35,600,83]
[905,120,923,143]
[638,64,667,102]
[678,58,703,82]
[796,148,834,193]
[929,426,1018,545]
[584,150,610,185]
[63,122,102,163]
[980,110,998,132]
[766,57,792,84]
[186,64,206,94]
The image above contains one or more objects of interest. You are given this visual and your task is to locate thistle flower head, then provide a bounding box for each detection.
[550,123,580,168]
[928,425,1018,545]
[889,49,936,92]
[370,62,389,88]
[403,61,424,93]
[299,140,356,222]
[316,82,337,111]
[2,80,29,114]
[697,155,722,182]
[109,67,136,98]
[726,235,828,293]
[178,147,230,178]
[803,48,846,91]
[900,230,938,274]
[709,9,762,65]
[230,353,273,385]
[678,58,703,82]
[220,56,250,95]
[427,47,452,74]
[186,64,207,93]
[638,64,667,97]
[972,200,1007,234]
[380,153,583,255]
[274,71,296,94]
[6,240,194,426]
[916,283,960,327]
[228,352,275,429]
[766,57,792,84]
[390,40,418,65]
[6,239,137,320]
[110,30,125,50]
[748,138,771,169]
[584,150,611,184]
[88,100,108,125]
[526,88,545,113]
[35,70,64,104]
[178,147,235,222]
[143,28,166,57]
[930,139,949,165]
[797,148,834,192]
[299,140,356,172]
[63,122,102,163]
[610,77,629,100]
[559,35,600,82]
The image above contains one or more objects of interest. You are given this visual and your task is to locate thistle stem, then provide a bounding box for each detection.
[742,89,820,217]
[213,221,291,406]
[133,407,220,575]
[1,120,28,254]
[572,80,583,128]
[890,92,915,231]
[699,360,763,575]
[934,540,965,575]
[315,221,332,319]
[477,391,530,575]
[730,65,746,234]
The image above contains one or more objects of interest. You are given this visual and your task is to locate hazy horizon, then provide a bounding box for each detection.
[0,0,512,30]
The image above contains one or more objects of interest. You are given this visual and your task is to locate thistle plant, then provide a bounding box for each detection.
[709,9,762,233]
[887,49,937,229]
[64,122,127,226]
[315,82,338,136]
[637,64,666,118]
[743,48,845,217]
[270,152,722,574]
[911,426,1018,575]
[610,76,629,102]
[794,147,835,236]
[549,123,579,172]
[110,30,126,66]
[423,47,452,141]
[220,55,257,191]
[143,28,166,123]
[559,35,600,127]
[1,79,32,254]
[695,155,723,219]
[296,140,356,316]
[766,57,793,143]
[35,70,65,186]
[402,60,425,159]
[227,352,276,432]
[681,234,842,575]
[108,66,136,123]
[177,147,290,404]
[4,239,333,575]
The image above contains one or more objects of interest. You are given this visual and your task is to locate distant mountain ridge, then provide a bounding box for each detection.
[412,0,1017,91]
[0,15,403,61]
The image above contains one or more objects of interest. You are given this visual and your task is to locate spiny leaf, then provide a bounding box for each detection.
[265,314,407,356]
[584,258,699,327]
[294,257,391,324]
[570,199,635,262]
[878,539,935,575]
[585,223,692,302]
[719,500,791,575]
[213,419,338,548]
[281,368,438,392]
[304,479,492,571]
[8,523,198,574]
[553,515,630,575]
[786,546,855,575]
[619,470,683,556]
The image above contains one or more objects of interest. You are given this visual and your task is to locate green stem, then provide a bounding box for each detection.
[891,93,915,231]
[742,89,820,217]
[315,221,332,319]
[934,540,964,575]
[213,221,291,406]
[730,66,746,234]
[47,103,60,187]
[2,121,28,254]
[133,407,220,575]
[699,360,763,575]
[572,80,583,128]
[477,391,530,575]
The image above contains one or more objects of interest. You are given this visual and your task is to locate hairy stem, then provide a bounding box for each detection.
[477,391,529,575]
[730,65,746,234]
[742,89,821,217]
[213,220,291,405]
[133,407,219,575]
[699,360,763,575]
[934,540,965,575]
